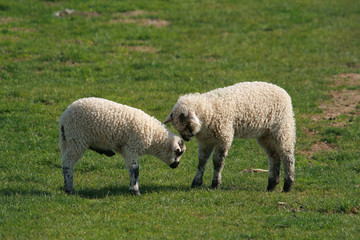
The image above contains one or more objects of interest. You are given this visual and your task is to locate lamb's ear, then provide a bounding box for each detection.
[163,113,173,124]
[171,140,181,152]
[189,111,200,126]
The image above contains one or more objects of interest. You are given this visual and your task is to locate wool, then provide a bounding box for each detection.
[60,97,185,195]
[164,82,295,192]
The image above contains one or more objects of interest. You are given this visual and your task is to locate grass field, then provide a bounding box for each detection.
[1,0,360,239]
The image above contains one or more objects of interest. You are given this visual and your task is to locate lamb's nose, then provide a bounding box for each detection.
[170,161,179,169]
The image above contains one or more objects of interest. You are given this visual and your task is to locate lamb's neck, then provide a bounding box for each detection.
[191,98,215,127]
[145,126,170,158]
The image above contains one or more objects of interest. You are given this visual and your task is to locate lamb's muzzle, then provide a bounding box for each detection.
[170,160,180,169]
[169,140,186,168]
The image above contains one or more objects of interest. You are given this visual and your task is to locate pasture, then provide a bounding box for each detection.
[1,0,359,239]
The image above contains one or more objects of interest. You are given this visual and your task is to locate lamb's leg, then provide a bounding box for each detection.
[191,144,214,188]
[257,136,281,191]
[211,147,228,189]
[62,146,85,195]
[280,153,295,192]
[125,158,140,196]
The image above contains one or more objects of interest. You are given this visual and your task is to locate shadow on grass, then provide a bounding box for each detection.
[78,184,191,199]
[77,183,268,199]
[0,188,51,196]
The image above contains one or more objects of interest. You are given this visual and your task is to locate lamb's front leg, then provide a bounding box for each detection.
[191,144,214,188]
[125,159,140,196]
[211,146,228,189]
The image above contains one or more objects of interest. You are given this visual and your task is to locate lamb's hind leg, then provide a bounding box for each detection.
[191,144,214,188]
[123,151,140,195]
[257,136,281,192]
[211,146,228,189]
[279,150,295,192]
[62,144,86,194]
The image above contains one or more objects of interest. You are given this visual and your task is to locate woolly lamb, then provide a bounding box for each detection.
[164,82,295,192]
[60,97,186,195]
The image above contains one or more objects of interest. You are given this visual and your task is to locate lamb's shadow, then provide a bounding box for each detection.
[78,184,190,199]
[0,187,51,196]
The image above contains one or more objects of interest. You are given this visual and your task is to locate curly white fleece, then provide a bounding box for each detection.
[165,81,295,192]
[60,97,185,195]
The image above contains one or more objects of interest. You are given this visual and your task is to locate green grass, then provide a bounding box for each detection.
[1,0,360,239]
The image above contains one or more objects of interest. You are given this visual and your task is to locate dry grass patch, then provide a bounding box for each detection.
[332,73,360,86]
[114,18,170,28]
[300,141,336,158]
[312,73,360,122]
[319,89,360,120]
[121,10,147,17]
[111,10,170,28]
[299,128,336,159]
[1,17,14,24]
[300,74,360,158]
[139,19,170,27]
[124,45,157,53]
[9,27,36,33]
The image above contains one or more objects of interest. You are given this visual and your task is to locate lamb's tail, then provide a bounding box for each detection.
[59,125,67,155]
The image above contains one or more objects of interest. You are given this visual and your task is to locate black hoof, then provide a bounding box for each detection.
[266,178,279,192]
[211,180,221,189]
[65,189,75,195]
[191,180,203,188]
[283,179,293,192]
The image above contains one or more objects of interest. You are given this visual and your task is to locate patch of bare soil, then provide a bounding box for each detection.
[1,17,14,24]
[121,10,147,17]
[301,73,359,158]
[308,142,335,156]
[332,73,360,86]
[111,10,170,28]
[9,27,36,33]
[124,45,157,53]
[319,89,360,120]
[312,73,360,122]
[140,19,170,27]
[114,18,170,28]
[299,128,336,158]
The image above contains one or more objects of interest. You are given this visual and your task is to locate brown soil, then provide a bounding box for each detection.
[312,73,360,121]
[124,45,157,53]
[1,17,14,24]
[111,10,170,28]
[115,18,170,28]
[332,73,360,86]
[319,89,360,119]
[299,128,336,158]
[301,73,359,158]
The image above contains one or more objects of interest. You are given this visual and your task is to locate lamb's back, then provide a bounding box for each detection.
[60,98,162,148]
[202,82,293,138]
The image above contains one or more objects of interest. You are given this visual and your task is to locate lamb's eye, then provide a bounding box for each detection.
[186,124,192,133]
[179,113,187,122]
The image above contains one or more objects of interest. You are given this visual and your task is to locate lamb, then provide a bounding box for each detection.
[59,97,186,195]
[163,81,295,192]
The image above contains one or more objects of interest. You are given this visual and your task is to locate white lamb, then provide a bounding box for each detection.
[164,81,295,192]
[59,97,186,195]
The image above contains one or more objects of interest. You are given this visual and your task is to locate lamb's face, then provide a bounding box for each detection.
[167,136,186,169]
[163,105,201,142]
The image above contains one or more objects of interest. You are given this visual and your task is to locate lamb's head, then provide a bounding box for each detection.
[165,134,186,169]
[163,102,201,142]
